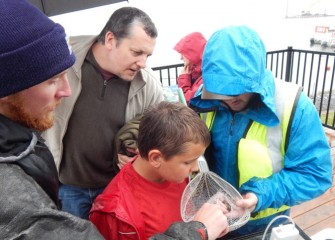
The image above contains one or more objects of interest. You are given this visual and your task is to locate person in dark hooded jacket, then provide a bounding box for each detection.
[174,32,207,105]
[0,0,104,239]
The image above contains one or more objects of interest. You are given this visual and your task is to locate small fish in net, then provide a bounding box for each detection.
[181,157,250,232]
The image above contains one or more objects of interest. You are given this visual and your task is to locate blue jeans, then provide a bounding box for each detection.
[59,183,105,219]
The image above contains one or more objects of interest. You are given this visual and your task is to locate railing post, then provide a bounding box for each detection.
[285,46,293,82]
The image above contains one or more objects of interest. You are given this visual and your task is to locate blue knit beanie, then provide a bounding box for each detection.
[0,0,76,98]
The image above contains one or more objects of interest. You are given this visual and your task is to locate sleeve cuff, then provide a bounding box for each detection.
[194,221,208,240]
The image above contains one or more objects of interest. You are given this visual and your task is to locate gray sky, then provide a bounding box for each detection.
[51,0,335,67]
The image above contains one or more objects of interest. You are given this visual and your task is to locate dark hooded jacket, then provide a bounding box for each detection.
[0,114,103,240]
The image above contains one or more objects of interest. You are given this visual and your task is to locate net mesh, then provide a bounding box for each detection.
[181,171,250,232]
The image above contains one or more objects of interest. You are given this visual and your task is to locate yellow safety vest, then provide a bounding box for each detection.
[201,79,302,220]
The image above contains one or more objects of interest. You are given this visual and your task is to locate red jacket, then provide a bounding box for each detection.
[89,168,146,240]
[177,74,203,105]
[90,162,187,240]
[174,32,207,104]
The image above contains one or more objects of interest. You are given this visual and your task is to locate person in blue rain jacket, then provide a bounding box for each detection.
[190,25,332,237]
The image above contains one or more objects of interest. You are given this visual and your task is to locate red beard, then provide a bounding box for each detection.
[6,94,56,131]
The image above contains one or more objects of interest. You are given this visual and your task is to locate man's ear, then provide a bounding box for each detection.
[105,31,116,50]
[147,149,163,168]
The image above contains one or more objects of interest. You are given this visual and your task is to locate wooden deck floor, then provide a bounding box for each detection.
[290,127,335,238]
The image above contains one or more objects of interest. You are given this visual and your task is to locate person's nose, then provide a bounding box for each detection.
[190,160,199,173]
[136,55,147,69]
[56,74,72,98]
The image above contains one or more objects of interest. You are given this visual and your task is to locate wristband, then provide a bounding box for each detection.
[194,221,208,240]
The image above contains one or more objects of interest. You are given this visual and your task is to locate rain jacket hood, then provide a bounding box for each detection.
[0,114,60,206]
[173,32,206,65]
[202,26,271,96]
[174,32,207,104]
[192,26,279,127]
[0,114,36,164]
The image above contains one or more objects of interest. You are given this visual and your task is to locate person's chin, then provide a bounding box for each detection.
[229,104,243,112]
[176,178,187,184]
[124,69,139,80]
[122,75,135,81]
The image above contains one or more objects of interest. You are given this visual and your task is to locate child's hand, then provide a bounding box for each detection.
[181,63,191,74]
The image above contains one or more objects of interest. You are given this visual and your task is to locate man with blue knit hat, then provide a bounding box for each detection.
[190,25,332,237]
[0,0,104,238]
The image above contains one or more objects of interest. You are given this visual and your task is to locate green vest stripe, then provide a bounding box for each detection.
[200,111,216,130]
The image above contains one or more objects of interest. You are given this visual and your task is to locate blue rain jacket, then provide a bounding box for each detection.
[190,26,332,235]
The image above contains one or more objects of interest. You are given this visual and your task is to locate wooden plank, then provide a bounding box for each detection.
[292,197,335,230]
[290,189,335,218]
[303,214,335,237]
[289,135,335,237]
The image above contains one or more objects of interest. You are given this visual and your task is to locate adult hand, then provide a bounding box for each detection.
[117,148,138,169]
[235,192,258,213]
[193,203,229,240]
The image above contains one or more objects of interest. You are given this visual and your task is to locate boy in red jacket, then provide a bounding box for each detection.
[90,102,227,239]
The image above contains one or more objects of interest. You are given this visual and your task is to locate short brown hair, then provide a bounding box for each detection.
[97,6,157,44]
[138,102,211,160]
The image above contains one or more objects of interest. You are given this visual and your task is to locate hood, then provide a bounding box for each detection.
[173,32,207,65]
[0,114,36,163]
[191,26,280,126]
[202,26,274,100]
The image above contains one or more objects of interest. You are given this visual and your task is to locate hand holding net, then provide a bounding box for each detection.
[181,158,250,232]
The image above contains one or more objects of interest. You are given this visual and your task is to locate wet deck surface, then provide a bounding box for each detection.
[290,127,335,238]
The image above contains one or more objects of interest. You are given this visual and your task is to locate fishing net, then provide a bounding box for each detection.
[181,157,250,232]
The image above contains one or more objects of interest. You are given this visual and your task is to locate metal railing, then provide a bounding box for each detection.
[152,47,335,129]
[152,63,183,87]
